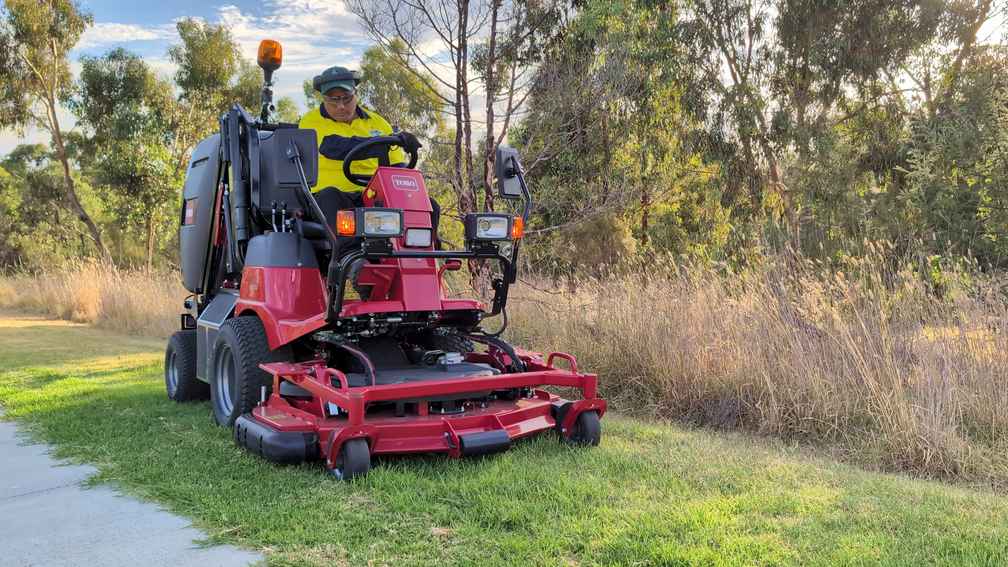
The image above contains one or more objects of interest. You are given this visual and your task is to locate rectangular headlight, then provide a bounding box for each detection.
[360,208,403,237]
[405,228,432,247]
[464,213,513,241]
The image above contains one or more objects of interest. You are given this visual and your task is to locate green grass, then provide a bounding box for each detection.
[0,311,1006,566]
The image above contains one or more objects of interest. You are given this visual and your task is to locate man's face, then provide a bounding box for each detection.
[323,88,356,123]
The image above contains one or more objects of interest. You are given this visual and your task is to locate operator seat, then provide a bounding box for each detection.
[251,127,332,261]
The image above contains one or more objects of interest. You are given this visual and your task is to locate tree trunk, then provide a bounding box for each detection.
[47,97,111,261]
[453,0,475,215]
[483,0,501,213]
[640,145,650,245]
[456,0,475,213]
[146,214,156,272]
[755,134,798,248]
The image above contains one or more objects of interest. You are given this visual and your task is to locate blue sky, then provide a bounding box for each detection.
[1,1,376,154]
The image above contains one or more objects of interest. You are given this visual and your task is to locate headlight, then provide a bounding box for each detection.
[362,209,402,237]
[465,213,514,241]
[335,208,403,238]
[405,228,432,247]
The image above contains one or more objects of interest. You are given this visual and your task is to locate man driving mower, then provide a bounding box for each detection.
[165,40,605,479]
[299,65,440,254]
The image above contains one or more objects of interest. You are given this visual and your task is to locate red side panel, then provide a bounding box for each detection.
[237,266,328,349]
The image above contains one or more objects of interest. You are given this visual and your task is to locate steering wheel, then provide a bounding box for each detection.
[342,133,420,187]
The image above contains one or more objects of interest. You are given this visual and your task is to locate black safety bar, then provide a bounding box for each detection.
[325,244,513,323]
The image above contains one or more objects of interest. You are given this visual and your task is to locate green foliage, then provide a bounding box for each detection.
[901,48,1008,266]
[167,18,262,147]
[302,78,322,109]
[515,0,737,270]
[510,0,1008,274]
[0,0,1006,279]
[0,0,92,131]
[169,18,242,98]
[546,213,639,275]
[72,48,180,268]
[357,39,444,135]
[0,0,110,260]
[0,145,96,266]
[274,96,301,123]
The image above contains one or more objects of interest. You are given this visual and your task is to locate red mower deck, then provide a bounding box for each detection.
[236,354,607,470]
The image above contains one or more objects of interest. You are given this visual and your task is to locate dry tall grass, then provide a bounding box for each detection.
[0,261,184,338]
[508,247,1008,485]
[2,251,1006,485]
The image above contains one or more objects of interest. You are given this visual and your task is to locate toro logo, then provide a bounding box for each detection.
[390,174,420,192]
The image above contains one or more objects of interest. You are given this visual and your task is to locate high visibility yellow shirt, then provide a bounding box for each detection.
[298,104,406,192]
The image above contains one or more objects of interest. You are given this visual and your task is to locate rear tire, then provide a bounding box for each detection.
[328,438,370,480]
[210,316,288,427]
[421,331,475,355]
[565,411,601,447]
[165,330,208,401]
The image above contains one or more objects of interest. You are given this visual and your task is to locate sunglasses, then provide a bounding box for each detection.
[323,92,355,105]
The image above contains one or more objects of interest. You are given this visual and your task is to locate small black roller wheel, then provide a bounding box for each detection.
[211,316,289,427]
[565,411,601,447]
[329,438,371,480]
[165,329,208,401]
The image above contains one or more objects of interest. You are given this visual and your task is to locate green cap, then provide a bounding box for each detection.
[313,66,359,94]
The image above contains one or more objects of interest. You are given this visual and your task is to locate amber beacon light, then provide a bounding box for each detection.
[257,39,282,71]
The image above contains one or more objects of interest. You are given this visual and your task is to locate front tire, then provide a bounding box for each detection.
[328,438,371,480]
[565,411,601,447]
[165,330,208,401]
[210,316,286,427]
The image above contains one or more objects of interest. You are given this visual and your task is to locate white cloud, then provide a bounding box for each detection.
[78,22,176,49]
[0,105,76,157]
[205,2,375,106]
[0,128,46,157]
[217,3,368,75]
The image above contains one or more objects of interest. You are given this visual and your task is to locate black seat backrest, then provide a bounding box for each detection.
[252,127,319,229]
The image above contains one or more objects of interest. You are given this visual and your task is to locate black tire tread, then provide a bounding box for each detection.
[212,316,289,426]
[422,331,475,355]
[567,411,602,447]
[166,329,208,401]
[331,438,371,480]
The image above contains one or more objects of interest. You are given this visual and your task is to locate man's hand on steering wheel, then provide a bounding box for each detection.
[343,131,422,186]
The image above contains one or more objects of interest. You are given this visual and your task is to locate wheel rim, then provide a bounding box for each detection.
[214,344,236,417]
[166,350,179,394]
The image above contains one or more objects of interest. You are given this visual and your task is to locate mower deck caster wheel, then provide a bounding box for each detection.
[565,411,601,447]
[329,438,370,480]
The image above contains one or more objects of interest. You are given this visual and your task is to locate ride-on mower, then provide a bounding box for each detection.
[164,39,606,479]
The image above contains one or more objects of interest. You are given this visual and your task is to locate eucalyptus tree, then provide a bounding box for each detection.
[73,48,178,269]
[0,0,109,258]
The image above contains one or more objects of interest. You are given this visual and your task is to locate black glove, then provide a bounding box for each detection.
[398,131,422,154]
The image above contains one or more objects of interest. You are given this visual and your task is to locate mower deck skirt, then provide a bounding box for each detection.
[252,361,606,463]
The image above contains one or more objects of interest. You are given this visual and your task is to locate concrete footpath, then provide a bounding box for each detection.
[0,418,263,567]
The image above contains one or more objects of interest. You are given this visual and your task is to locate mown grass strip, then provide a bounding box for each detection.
[0,313,1006,566]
